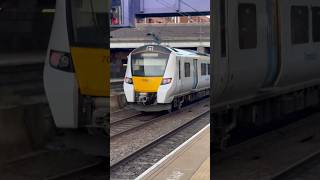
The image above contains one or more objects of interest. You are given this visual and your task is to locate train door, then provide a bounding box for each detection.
[181,57,192,92]
[226,0,269,99]
[177,57,182,94]
[193,59,198,89]
[276,0,320,87]
[310,0,320,77]
[212,0,230,102]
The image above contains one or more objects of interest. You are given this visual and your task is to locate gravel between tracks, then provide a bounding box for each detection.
[111,112,210,179]
[110,109,141,124]
[110,98,210,167]
[213,112,320,180]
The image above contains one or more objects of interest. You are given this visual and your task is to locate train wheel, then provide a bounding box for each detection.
[172,98,183,111]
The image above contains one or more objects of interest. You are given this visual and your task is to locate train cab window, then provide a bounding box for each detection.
[238,4,257,49]
[208,64,211,75]
[291,6,309,44]
[185,63,191,77]
[312,7,320,42]
[130,46,171,77]
[69,0,108,46]
[201,63,207,76]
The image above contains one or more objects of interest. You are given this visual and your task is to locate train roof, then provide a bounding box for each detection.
[160,45,209,57]
[132,45,210,58]
[170,48,209,57]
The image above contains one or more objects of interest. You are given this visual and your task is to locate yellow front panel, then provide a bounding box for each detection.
[71,47,109,97]
[133,77,162,93]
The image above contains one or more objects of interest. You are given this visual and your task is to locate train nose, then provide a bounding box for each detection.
[132,77,162,93]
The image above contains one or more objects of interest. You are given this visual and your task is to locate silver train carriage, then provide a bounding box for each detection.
[124,45,210,112]
[211,0,320,147]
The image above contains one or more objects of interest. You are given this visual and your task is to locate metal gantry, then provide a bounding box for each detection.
[111,0,210,27]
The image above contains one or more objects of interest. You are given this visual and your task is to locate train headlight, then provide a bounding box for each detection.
[124,77,133,84]
[49,50,74,72]
[161,78,172,85]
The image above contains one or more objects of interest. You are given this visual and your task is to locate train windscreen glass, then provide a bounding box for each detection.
[69,0,107,46]
[131,52,170,77]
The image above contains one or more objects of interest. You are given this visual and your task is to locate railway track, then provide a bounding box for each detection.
[45,159,107,180]
[110,98,210,179]
[110,109,141,124]
[271,150,320,180]
[213,108,320,180]
[0,149,107,180]
[110,112,165,138]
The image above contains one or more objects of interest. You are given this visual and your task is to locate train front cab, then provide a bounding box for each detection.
[44,0,109,129]
[124,45,175,112]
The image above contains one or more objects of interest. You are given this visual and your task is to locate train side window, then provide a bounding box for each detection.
[291,6,309,44]
[185,63,190,77]
[201,63,207,76]
[208,64,211,75]
[238,3,257,49]
[312,7,320,42]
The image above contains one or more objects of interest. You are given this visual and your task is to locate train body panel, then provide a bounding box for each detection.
[214,0,270,103]
[276,0,320,87]
[213,0,320,107]
[124,55,135,102]
[44,0,79,128]
[124,45,210,112]
[71,47,109,96]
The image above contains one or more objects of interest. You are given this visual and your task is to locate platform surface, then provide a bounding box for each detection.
[138,124,210,180]
[0,52,45,66]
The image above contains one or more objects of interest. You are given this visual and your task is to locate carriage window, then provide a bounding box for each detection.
[220,0,227,57]
[238,4,257,49]
[185,63,190,77]
[312,7,320,42]
[291,6,309,44]
[201,63,207,76]
[208,64,211,75]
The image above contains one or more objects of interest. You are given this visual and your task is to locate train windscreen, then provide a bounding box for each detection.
[69,0,108,47]
[131,46,171,77]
